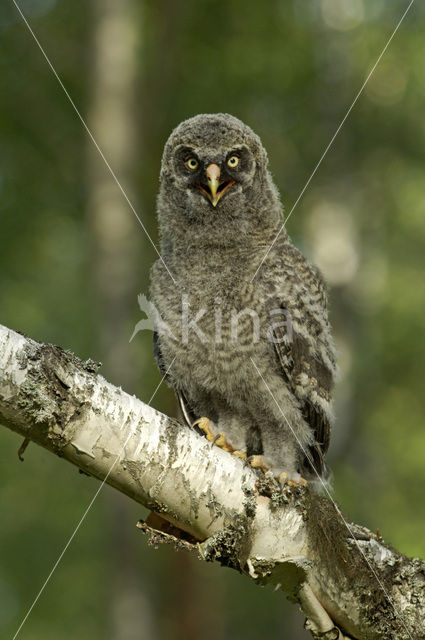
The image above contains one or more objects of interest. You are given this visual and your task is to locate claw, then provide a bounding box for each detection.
[278,471,288,486]
[248,454,269,473]
[192,417,235,453]
[278,470,307,487]
[192,417,215,442]
[287,476,307,487]
[212,432,234,452]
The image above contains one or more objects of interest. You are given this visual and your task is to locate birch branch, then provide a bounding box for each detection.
[0,324,423,640]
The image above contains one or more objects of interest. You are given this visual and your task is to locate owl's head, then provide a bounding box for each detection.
[158,114,281,241]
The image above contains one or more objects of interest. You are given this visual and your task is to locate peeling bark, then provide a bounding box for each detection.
[0,324,424,640]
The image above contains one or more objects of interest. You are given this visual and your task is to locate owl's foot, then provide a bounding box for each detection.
[192,416,214,440]
[249,456,307,488]
[212,432,234,453]
[248,454,269,473]
[232,450,247,460]
[192,417,234,453]
[278,471,307,488]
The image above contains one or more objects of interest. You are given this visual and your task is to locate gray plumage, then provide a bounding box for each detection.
[150,113,337,483]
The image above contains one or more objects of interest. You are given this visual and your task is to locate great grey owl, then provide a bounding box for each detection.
[150,113,336,484]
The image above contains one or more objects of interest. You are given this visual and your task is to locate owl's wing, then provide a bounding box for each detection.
[273,316,333,477]
[153,329,167,377]
[153,331,195,427]
[271,263,335,479]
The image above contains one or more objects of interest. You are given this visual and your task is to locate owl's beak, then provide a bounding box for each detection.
[205,163,221,207]
[196,163,235,207]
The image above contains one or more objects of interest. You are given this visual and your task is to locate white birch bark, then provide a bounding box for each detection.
[0,324,423,640]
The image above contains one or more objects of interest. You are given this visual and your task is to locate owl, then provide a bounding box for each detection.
[150,113,336,485]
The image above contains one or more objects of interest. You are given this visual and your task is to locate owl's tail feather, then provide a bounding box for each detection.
[303,445,333,493]
[303,444,330,480]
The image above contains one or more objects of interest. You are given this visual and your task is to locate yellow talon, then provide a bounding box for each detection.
[193,418,236,453]
[287,476,307,487]
[193,417,215,442]
[249,455,269,473]
[278,471,288,485]
[278,471,307,487]
[213,433,234,452]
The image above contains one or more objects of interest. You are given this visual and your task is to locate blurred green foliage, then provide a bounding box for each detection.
[1,1,424,638]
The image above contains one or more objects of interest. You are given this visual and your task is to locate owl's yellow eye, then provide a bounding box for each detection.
[185,157,198,171]
[227,155,239,169]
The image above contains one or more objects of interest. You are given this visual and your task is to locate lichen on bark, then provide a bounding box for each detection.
[1,324,424,640]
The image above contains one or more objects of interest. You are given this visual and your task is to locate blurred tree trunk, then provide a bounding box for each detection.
[86,1,155,639]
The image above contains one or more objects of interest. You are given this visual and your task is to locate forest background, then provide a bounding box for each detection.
[1,1,424,638]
